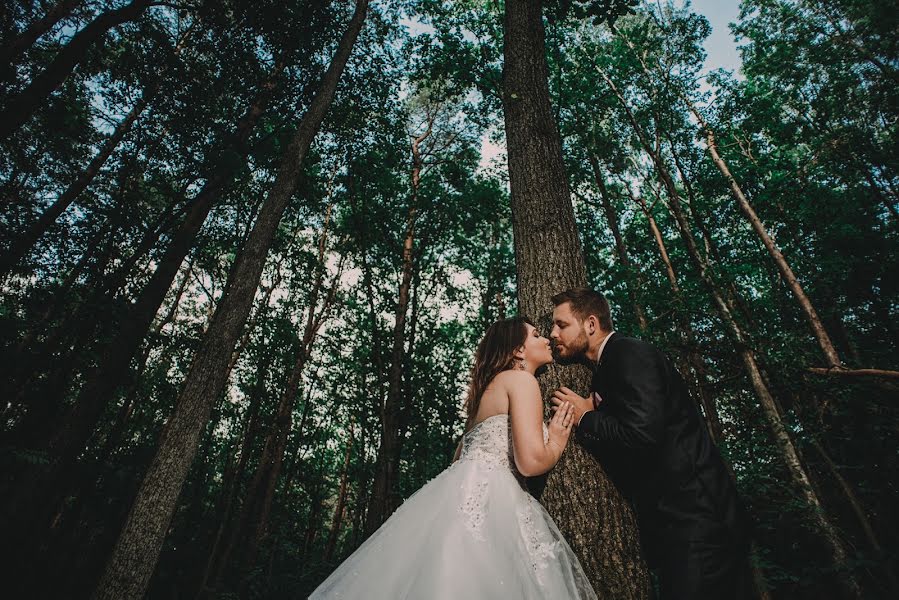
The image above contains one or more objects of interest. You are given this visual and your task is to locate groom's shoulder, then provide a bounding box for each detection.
[605,334,664,362]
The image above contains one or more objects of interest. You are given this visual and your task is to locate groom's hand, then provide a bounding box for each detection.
[551,387,593,426]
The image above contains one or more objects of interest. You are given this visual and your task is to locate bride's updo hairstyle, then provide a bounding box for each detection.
[463,316,533,432]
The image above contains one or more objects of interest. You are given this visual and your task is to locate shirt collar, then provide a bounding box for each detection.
[596,331,615,365]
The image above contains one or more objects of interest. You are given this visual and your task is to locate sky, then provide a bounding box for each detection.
[687,0,743,74]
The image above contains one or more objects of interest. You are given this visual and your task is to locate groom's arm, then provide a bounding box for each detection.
[576,341,666,456]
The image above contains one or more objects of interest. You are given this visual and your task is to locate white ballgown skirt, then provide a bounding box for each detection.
[310,414,597,599]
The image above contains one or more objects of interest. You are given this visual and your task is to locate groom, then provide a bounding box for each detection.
[549,288,748,600]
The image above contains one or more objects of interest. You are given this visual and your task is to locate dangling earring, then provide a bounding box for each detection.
[514,358,525,370]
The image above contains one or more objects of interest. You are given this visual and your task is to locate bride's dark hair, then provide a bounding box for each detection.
[463,316,533,432]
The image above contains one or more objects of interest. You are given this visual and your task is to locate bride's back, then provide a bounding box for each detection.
[472,373,513,424]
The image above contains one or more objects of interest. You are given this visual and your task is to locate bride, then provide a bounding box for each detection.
[310,317,597,599]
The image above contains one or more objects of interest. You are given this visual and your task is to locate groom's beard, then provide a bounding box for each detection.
[569,330,589,357]
[553,331,590,364]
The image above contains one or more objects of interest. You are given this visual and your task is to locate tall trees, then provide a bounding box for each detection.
[0,1,896,597]
[91,3,370,597]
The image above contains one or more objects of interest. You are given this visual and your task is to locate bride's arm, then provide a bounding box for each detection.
[505,371,574,476]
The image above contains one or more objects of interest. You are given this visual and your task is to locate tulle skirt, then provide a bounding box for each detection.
[310,457,597,599]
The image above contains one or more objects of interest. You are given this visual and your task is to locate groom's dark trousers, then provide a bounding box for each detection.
[576,334,748,600]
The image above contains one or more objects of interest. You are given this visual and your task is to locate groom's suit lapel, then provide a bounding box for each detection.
[595,332,619,369]
[590,332,619,401]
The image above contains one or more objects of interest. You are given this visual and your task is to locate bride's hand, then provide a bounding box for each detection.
[547,401,574,451]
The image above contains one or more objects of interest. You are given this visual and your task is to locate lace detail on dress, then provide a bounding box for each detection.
[458,414,515,472]
[461,479,488,540]
[457,414,516,539]
[517,496,562,586]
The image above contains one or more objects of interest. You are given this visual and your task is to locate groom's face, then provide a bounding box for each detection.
[550,302,589,360]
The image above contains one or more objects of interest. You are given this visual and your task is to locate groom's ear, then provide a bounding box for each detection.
[585,315,599,335]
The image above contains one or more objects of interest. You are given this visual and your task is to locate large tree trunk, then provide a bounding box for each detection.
[0,0,153,139]
[364,115,430,534]
[90,4,368,598]
[502,2,649,598]
[597,64,862,599]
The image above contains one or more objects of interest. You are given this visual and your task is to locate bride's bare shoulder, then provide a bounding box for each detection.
[492,370,538,390]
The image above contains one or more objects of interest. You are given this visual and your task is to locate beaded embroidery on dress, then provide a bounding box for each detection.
[310,414,597,599]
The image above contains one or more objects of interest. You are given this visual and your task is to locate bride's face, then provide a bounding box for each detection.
[519,323,553,367]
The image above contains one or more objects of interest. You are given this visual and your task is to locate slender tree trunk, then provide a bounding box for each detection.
[2,170,134,434]
[809,439,899,594]
[324,421,355,562]
[195,350,271,599]
[0,0,83,70]
[45,258,193,553]
[699,117,843,367]
[621,30,848,370]
[364,116,430,535]
[0,211,113,422]
[587,155,648,332]
[598,64,861,599]
[663,132,719,264]
[0,0,154,139]
[502,3,649,597]
[0,25,195,277]
[236,212,339,575]
[627,188,723,441]
[91,5,368,596]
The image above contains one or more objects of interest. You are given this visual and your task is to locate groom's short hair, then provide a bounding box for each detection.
[551,288,613,331]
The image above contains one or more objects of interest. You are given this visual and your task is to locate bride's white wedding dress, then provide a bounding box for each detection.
[310,413,597,599]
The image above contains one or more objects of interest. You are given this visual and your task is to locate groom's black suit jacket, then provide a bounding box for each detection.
[576,333,746,563]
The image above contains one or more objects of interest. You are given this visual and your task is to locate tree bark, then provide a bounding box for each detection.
[502,2,650,597]
[0,0,154,139]
[90,4,368,598]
